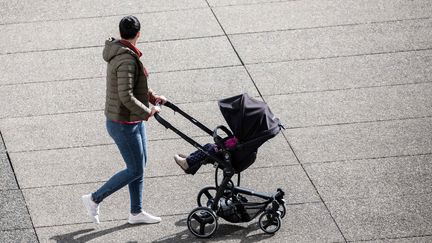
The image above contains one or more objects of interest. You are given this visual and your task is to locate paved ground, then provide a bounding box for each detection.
[1,0,432,242]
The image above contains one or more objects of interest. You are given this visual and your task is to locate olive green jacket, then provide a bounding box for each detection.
[103,38,156,122]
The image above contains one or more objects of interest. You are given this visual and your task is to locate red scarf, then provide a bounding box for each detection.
[119,40,142,57]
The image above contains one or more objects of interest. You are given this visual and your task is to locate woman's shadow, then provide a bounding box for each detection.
[50,218,275,243]
[49,223,140,243]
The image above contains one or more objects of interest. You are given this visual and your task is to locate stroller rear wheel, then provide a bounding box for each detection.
[187,207,219,238]
[197,186,217,207]
[258,211,281,234]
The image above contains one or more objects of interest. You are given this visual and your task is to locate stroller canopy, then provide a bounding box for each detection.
[218,93,282,149]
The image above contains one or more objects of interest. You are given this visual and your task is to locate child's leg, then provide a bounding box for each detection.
[186,144,217,175]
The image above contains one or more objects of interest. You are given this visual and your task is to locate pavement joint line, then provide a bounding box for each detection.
[0,0,302,27]
[245,47,432,65]
[5,134,211,154]
[32,201,325,229]
[211,0,300,8]
[1,47,431,87]
[205,0,266,102]
[0,7,208,26]
[2,80,431,120]
[0,34,226,56]
[3,115,431,153]
[0,131,40,242]
[286,115,432,130]
[0,76,105,87]
[0,64,244,87]
[301,152,432,166]
[280,131,349,242]
[0,227,35,233]
[227,16,432,36]
[2,16,431,56]
[348,233,432,242]
[18,163,297,190]
[263,80,432,97]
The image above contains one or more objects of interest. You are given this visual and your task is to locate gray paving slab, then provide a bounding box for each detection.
[0,112,110,153]
[364,236,432,243]
[0,8,223,54]
[150,66,258,104]
[229,18,432,64]
[213,0,432,34]
[304,154,432,202]
[0,37,240,85]
[22,165,318,227]
[285,117,432,163]
[247,50,432,95]
[266,82,432,128]
[10,134,296,188]
[208,0,292,7]
[35,202,344,242]
[0,0,207,24]
[327,193,432,241]
[0,229,38,243]
[0,190,33,231]
[0,66,257,118]
[0,100,245,152]
[0,78,105,119]
[0,153,17,190]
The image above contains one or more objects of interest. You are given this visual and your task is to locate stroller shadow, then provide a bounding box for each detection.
[152,218,274,243]
[49,223,140,243]
[49,219,275,243]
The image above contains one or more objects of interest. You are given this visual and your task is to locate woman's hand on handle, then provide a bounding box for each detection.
[145,106,161,120]
[154,95,167,105]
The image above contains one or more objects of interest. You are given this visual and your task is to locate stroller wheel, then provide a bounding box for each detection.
[258,212,281,234]
[197,186,217,207]
[187,207,218,238]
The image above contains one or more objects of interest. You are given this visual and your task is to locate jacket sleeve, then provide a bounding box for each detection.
[116,60,152,119]
[148,88,158,105]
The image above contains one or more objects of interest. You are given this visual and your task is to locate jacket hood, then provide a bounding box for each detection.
[103,37,136,62]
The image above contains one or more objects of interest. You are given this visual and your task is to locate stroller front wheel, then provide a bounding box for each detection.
[187,207,219,238]
[258,211,281,234]
[278,202,286,219]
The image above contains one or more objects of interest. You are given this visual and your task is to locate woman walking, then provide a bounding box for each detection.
[82,16,166,224]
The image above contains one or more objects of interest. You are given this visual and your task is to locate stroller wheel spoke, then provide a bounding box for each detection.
[192,213,204,224]
[204,191,213,199]
[199,223,206,235]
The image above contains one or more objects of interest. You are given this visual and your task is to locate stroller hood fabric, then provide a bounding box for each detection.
[218,93,282,149]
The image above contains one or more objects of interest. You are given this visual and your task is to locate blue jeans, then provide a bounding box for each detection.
[92,120,147,214]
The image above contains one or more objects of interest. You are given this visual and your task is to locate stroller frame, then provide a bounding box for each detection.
[155,101,286,238]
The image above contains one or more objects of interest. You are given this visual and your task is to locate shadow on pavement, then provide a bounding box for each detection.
[152,218,275,243]
[49,223,139,243]
[49,218,275,242]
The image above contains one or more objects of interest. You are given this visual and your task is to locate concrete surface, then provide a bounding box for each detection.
[1,0,431,242]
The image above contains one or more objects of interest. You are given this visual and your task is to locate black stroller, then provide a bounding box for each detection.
[155,93,286,238]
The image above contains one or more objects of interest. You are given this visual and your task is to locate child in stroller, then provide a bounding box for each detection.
[155,93,286,238]
[173,136,238,175]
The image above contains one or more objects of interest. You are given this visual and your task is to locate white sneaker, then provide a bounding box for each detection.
[81,194,100,224]
[128,211,162,224]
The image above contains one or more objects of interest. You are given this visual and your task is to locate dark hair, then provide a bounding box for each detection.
[119,16,140,39]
